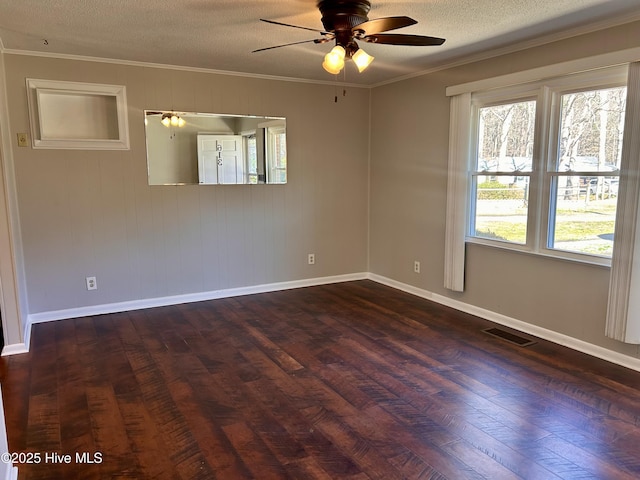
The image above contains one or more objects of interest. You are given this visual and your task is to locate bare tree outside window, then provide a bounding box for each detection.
[473,100,535,243]
[550,86,626,256]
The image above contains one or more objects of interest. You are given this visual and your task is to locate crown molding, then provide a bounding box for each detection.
[0,46,369,89]
[446,49,637,97]
[3,12,640,90]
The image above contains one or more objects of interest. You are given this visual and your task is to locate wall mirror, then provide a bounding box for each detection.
[144,111,287,185]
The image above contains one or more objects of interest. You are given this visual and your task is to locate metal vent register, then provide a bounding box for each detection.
[483,327,536,347]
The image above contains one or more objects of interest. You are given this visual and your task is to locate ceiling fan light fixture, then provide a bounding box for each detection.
[257,2,446,79]
[352,48,374,72]
[161,112,186,128]
[322,58,343,74]
[322,44,346,74]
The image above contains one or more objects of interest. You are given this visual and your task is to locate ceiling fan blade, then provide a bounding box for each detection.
[362,34,446,46]
[352,16,417,36]
[252,38,329,53]
[260,18,329,34]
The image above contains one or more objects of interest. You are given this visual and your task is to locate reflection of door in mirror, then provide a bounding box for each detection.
[197,135,244,184]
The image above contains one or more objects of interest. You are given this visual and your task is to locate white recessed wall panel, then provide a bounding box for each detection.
[26,78,129,149]
[37,90,119,140]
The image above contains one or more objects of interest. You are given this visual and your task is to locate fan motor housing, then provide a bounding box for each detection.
[317,0,371,32]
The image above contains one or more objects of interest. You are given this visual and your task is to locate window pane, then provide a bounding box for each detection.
[477,100,536,172]
[550,86,626,257]
[550,176,618,256]
[473,176,529,244]
[555,87,626,172]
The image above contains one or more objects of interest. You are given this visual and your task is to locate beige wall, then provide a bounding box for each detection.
[3,55,370,321]
[2,19,640,362]
[369,21,640,359]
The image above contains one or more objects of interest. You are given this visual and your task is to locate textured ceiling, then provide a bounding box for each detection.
[1,0,640,86]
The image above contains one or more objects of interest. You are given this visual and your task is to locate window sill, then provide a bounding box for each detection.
[466,237,612,268]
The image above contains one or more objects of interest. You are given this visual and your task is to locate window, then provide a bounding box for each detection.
[266,125,287,184]
[467,67,628,264]
[548,87,626,256]
[447,61,640,344]
[472,99,536,244]
[244,134,259,184]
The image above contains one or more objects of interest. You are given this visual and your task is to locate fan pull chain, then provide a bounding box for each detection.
[333,70,347,103]
[343,69,347,99]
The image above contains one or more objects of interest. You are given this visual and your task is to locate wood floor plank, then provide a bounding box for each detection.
[283,456,341,480]
[242,378,363,478]
[3,280,640,479]
[300,405,406,480]
[85,385,141,478]
[222,421,290,479]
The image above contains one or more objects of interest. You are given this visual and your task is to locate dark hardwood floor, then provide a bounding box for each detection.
[2,280,640,479]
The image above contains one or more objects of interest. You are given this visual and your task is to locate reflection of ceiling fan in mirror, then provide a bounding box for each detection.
[253,0,445,74]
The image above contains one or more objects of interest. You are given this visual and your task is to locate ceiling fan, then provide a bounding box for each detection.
[253,0,445,74]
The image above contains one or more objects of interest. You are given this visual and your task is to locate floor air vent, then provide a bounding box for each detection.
[483,327,536,347]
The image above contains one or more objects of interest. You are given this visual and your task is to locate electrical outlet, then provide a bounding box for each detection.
[86,276,97,291]
[17,133,29,147]
[308,253,315,265]
[414,261,421,274]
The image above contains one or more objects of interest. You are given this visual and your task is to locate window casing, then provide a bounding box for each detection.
[243,134,259,184]
[266,125,287,184]
[467,66,628,265]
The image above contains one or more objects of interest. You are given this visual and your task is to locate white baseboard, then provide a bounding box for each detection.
[6,271,640,372]
[369,273,640,373]
[17,273,368,351]
[1,343,28,356]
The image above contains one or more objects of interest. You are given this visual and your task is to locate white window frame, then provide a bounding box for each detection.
[265,125,287,184]
[468,86,541,254]
[544,77,626,260]
[241,131,259,184]
[465,65,628,266]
